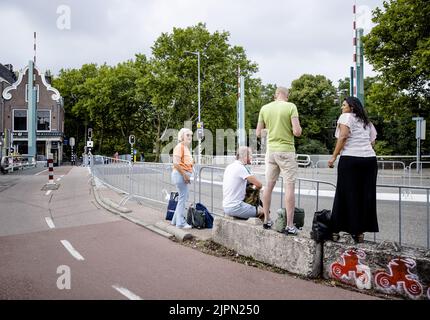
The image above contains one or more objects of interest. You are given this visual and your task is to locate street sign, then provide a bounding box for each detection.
[87,141,94,148]
[69,137,75,147]
[133,149,137,155]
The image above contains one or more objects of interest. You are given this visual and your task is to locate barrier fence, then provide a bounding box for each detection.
[90,155,430,249]
[0,155,36,174]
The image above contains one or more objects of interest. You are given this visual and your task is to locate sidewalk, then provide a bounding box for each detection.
[92,176,213,242]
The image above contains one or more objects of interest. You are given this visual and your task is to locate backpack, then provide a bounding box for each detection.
[187,205,206,229]
[273,207,305,232]
[195,202,214,229]
[310,209,332,242]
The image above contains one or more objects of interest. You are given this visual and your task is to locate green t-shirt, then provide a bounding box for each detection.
[258,101,299,152]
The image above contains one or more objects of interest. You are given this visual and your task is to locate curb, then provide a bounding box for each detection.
[155,221,194,242]
[91,180,175,240]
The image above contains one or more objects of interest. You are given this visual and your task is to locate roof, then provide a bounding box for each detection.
[0,63,17,84]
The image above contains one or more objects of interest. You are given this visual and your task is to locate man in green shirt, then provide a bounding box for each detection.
[256,87,302,235]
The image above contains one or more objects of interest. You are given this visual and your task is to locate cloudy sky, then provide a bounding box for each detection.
[0,0,384,87]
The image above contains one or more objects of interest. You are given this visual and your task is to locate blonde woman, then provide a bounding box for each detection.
[171,128,194,229]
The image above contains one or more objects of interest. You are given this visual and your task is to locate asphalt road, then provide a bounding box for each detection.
[0,166,378,300]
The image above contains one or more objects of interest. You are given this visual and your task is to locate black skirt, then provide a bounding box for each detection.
[331,156,379,235]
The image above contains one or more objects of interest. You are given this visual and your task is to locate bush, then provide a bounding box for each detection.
[297,139,329,155]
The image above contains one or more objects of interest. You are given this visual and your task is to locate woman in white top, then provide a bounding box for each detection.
[328,96,379,243]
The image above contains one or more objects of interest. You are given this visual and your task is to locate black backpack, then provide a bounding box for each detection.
[187,205,206,229]
[310,209,332,242]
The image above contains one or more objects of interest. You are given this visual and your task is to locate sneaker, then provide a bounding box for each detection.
[180,224,192,229]
[283,226,299,236]
[263,220,273,229]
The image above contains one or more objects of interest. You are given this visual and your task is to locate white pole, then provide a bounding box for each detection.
[197,51,201,165]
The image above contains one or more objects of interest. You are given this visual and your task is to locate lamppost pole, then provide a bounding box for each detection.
[197,51,201,165]
[185,50,202,164]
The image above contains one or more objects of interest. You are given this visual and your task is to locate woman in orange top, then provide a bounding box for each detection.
[171,128,194,229]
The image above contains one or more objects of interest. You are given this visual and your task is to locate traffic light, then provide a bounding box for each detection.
[129,135,135,145]
[88,128,93,140]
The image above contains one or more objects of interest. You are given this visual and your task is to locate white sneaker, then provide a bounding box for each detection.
[181,224,192,229]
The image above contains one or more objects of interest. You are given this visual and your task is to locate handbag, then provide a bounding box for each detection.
[244,183,262,208]
[165,192,179,221]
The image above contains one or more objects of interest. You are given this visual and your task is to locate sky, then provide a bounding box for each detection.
[0,0,385,87]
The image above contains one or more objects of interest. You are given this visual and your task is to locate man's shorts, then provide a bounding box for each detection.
[224,202,257,219]
[265,151,297,183]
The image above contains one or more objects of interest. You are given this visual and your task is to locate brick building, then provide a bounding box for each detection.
[0,63,64,165]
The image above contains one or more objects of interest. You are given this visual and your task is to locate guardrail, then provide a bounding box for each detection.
[0,155,36,174]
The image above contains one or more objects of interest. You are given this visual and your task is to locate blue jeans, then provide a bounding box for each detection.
[171,170,192,227]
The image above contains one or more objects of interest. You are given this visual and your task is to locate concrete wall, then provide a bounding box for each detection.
[324,240,430,300]
[213,216,321,278]
[212,216,430,300]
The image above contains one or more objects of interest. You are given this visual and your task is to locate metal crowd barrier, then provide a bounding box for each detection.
[0,155,36,173]
[91,156,430,249]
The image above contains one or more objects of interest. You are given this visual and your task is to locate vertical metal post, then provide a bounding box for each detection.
[298,179,301,208]
[316,182,320,212]
[399,187,402,246]
[211,169,214,213]
[427,189,429,249]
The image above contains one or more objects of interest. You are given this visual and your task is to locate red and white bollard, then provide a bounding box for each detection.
[48,158,55,184]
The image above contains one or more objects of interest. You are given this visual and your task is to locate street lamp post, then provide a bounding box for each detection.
[185,50,202,164]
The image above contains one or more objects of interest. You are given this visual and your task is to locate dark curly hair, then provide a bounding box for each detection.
[344,96,370,128]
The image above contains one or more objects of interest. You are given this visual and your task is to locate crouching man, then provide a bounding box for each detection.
[222,146,264,219]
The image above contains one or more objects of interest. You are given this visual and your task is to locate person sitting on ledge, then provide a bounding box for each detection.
[222,146,264,220]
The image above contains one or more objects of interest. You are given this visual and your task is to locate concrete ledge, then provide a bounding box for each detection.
[155,221,193,242]
[324,240,430,300]
[102,197,132,213]
[212,216,321,278]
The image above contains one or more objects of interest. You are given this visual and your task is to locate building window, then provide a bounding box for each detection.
[37,110,51,131]
[25,84,40,102]
[13,110,27,131]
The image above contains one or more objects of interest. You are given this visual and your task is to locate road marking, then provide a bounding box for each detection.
[45,190,52,196]
[45,217,55,229]
[60,240,85,261]
[56,178,61,181]
[112,285,142,300]
[35,169,48,176]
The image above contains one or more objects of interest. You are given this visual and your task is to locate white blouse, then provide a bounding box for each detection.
[335,113,377,157]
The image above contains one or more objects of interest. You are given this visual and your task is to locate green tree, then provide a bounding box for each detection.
[140,23,258,160]
[289,74,338,154]
[363,0,430,154]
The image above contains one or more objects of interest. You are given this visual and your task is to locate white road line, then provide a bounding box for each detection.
[45,217,55,229]
[35,169,48,176]
[56,178,61,182]
[112,285,142,300]
[45,190,52,196]
[60,240,85,261]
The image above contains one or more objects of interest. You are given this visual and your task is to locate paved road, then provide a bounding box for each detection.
[0,166,378,300]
